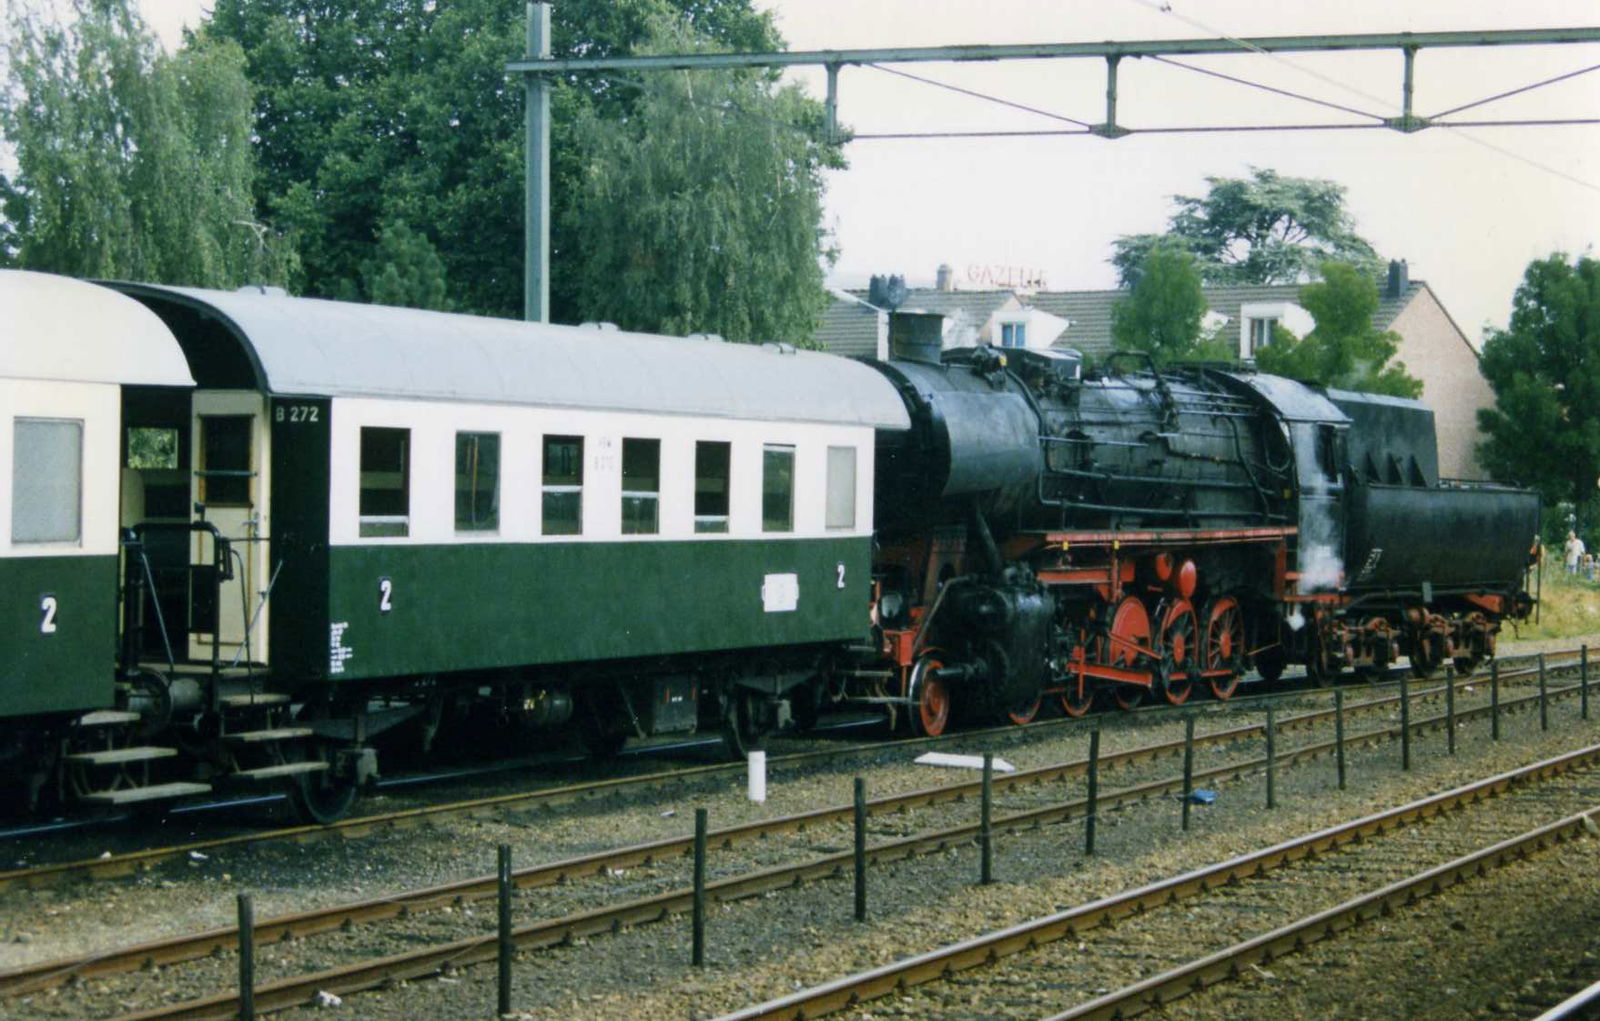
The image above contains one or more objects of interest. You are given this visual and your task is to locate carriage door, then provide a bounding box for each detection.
[190,391,270,664]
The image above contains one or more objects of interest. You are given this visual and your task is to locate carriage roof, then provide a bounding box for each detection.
[2,271,193,388]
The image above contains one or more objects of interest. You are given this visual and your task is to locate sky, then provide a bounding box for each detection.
[130,1,1600,342]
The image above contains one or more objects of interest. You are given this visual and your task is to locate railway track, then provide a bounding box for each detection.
[3,655,1586,1018]
[713,744,1600,1021]
[0,646,1580,894]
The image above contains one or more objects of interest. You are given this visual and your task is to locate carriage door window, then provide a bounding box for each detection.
[826,446,856,530]
[694,441,730,534]
[762,444,794,533]
[12,418,82,544]
[542,435,583,535]
[620,438,660,535]
[199,416,252,507]
[359,427,410,537]
[454,432,499,532]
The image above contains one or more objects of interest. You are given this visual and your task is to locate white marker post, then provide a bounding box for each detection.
[747,750,767,803]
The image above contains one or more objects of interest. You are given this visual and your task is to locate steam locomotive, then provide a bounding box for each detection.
[0,271,1537,821]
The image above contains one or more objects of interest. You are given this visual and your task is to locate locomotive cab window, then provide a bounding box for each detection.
[199,415,252,507]
[542,435,583,536]
[826,446,856,530]
[694,441,730,534]
[621,438,660,535]
[762,444,794,533]
[12,418,83,545]
[359,427,410,537]
[454,431,499,532]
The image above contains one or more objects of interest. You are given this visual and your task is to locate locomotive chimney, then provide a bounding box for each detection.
[935,263,954,291]
[1386,259,1409,298]
[889,310,946,364]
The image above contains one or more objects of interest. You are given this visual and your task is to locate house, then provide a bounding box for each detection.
[814,262,1494,479]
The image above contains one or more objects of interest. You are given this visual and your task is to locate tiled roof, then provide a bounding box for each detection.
[812,282,1427,359]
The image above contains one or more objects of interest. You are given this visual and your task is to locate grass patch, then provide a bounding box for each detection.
[1510,559,1600,642]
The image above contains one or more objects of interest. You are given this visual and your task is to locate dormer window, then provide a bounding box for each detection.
[1000,322,1027,348]
[1248,316,1277,355]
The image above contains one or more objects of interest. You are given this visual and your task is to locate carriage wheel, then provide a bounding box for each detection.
[1202,597,1245,701]
[907,653,951,737]
[1158,600,1199,706]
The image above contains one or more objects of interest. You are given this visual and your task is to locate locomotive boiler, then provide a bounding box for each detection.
[847,313,1538,734]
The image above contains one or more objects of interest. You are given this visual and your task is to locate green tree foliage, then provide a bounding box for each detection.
[1112,168,1381,288]
[561,20,837,342]
[1477,254,1600,529]
[1110,242,1227,365]
[355,220,449,310]
[207,0,831,338]
[1254,262,1422,397]
[0,0,295,285]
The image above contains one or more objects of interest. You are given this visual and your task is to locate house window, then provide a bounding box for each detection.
[542,435,583,535]
[13,418,82,544]
[1000,322,1027,348]
[454,432,499,532]
[694,441,730,534]
[762,444,794,533]
[826,446,856,530]
[621,438,660,535]
[1248,317,1278,355]
[359,427,410,537]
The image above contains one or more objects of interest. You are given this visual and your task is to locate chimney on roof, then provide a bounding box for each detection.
[935,263,954,292]
[868,274,909,310]
[1386,259,1409,299]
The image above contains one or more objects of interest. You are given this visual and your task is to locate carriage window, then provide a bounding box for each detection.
[762,444,794,533]
[360,427,410,537]
[126,427,179,469]
[542,435,583,536]
[454,432,499,532]
[13,418,82,544]
[199,415,252,506]
[694,441,730,534]
[826,446,856,530]
[621,438,660,535]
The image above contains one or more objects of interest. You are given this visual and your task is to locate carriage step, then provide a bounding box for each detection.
[81,781,213,806]
[227,762,329,782]
[224,727,314,744]
[65,746,178,766]
[219,693,290,709]
[77,710,142,727]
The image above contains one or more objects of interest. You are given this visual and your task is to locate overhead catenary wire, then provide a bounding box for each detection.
[864,62,1095,129]
[1429,61,1600,119]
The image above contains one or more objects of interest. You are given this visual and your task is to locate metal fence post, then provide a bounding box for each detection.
[1446,671,1456,756]
[237,894,255,1021]
[1085,730,1100,856]
[1491,659,1501,741]
[979,753,994,885]
[1181,716,1194,831]
[1265,706,1276,809]
[853,777,867,921]
[1335,689,1346,790]
[692,808,707,967]
[498,845,513,1017]
[1400,674,1411,771]
[1540,652,1549,731]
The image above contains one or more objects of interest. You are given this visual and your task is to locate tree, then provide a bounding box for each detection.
[559,19,838,342]
[1110,242,1225,365]
[356,220,449,310]
[1112,168,1381,288]
[1477,254,1600,534]
[207,0,832,338]
[0,0,295,286]
[1254,262,1422,397]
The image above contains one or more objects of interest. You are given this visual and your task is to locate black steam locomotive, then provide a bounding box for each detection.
[844,313,1539,735]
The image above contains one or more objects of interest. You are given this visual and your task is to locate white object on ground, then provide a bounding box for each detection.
[914,752,1016,772]
[747,750,767,802]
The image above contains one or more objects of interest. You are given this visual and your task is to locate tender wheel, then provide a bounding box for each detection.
[1409,631,1443,679]
[907,653,951,738]
[1157,600,1198,706]
[1202,597,1245,700]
